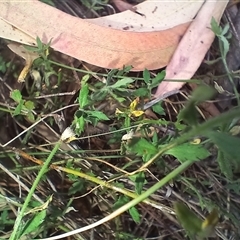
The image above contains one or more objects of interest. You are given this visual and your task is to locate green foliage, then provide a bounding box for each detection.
[178,85,216,125]
[174,202,218,240]
[10,89,35,121]
[80,0,108,11]
[113,196,141,224]
[207,131,240,179]
[74,76,110,134]
[165,142,210,163]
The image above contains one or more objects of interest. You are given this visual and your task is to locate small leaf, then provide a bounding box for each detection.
[165,143,210,163]
[211,17,222,36]
[152,104,165,115]
[143,69,150,83]
[150,70,165,88]
[220,35,230,58]
[13,100,24,116]
[174,202,202,237]
[207,131,240,160]
[129,206,141,224]
[135,171,145,195]
[190,85,216,104]
[79,83,89,108]
[110,77,134,89]
[24,100,35,110]
[113,195,129,210]
[10,89,22,103]
[89,111,109,120]
[76,116,85,133]
[129,138,158,158]
[20,209,47,237]
[221,22,230,36]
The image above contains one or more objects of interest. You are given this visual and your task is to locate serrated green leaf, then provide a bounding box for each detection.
[129,206,141,224]
[10,90,22,103]
[165,143,210,163]
[207,131,240,160]
[79,83,89,108]
[129,138,158,158]
[110,78,134,89]
[20,209,46,237]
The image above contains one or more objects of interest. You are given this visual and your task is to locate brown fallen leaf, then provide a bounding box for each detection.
[155,0,228,98]
[0,0,203,71]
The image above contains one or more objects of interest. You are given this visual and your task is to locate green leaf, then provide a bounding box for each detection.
[177,102,198,125]
[79,83,89,108]
[129,138,158,159]
[113,195,129,210]
[220,35,230,58]
[134,88,149,97]
[20,209,47,237]
[110,77,134,89]
[10,89,22,103]
[24,100,35,110]
[129,172,146,195]
[150,70,165,88]
[190,85,216,104]
[152,104,165,115]
[165,143,210,163]
[143,69,150,83]
[174,202,202,237]
[207,131,240,160]
[36,36,43,51]
[27,112,35,122]
[211,17,222,36]
[76,116,85,133]
[221,23,230,36]
[89,111,109,120]
[13,100,24,116]
[129,206,141,224]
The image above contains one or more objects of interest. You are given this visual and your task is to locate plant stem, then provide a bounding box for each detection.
[219,39,240,106]
[136,107,240,172]
[9,141,61,240]
[41,160,193,240]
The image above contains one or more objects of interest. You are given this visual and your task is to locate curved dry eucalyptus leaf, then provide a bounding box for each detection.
[155,0,228,98]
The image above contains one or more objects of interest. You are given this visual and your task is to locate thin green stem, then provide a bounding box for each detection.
[138,107,240,171]
[41,160,192,240]
[9,141,62,240]
[219,39,240,106]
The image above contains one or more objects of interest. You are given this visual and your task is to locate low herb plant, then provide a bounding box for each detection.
[1,17,240,240]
